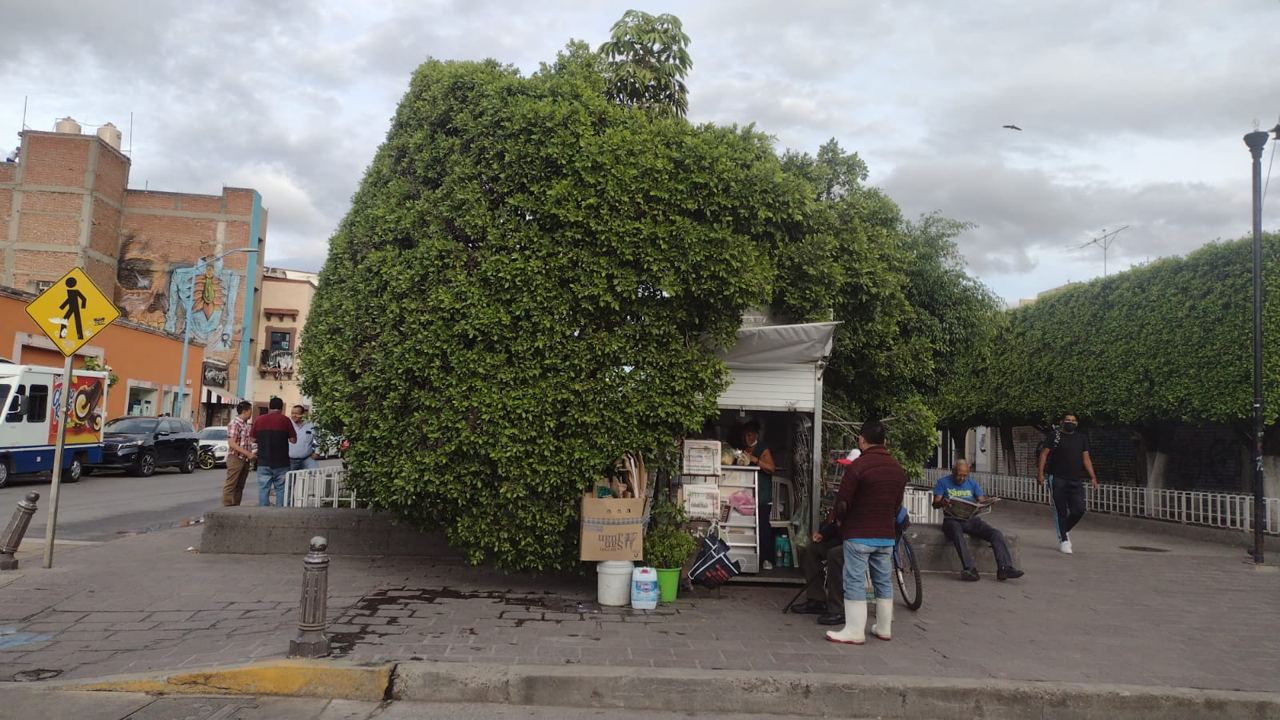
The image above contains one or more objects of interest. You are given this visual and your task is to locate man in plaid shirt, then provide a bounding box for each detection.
[222,401,255,506]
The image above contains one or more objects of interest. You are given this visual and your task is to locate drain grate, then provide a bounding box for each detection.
[1119,545,1170,553]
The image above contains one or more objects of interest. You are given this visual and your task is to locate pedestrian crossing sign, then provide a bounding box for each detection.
[24,268,121,357]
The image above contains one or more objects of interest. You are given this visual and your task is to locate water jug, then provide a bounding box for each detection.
[631,566,659,610]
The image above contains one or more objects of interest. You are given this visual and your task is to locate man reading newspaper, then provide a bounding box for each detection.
[932,459,1024,582]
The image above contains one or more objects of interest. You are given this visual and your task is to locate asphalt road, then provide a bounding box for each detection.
[0,461,341,542]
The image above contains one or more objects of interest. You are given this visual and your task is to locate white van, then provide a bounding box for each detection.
[0,362,109,488]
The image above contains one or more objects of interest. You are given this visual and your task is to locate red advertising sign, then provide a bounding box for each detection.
[50,375,106,445]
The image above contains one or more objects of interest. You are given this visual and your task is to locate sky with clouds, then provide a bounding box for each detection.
[3,0,1278,303]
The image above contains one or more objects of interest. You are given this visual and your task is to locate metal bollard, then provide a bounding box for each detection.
[288,535,331,658]
[0,492,40,571]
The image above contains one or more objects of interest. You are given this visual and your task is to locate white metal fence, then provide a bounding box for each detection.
[921,469,1280,535]
[904,486,943,525]
[283,466,359,508]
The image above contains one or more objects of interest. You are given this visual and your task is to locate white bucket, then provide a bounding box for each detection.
[597,560,634,607]
[630,566,658,610]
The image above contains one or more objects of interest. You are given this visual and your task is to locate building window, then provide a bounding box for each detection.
[27,385,48,423]
[269,331,291,353]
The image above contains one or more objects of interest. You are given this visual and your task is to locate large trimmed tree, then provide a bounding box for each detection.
[301,50,804,570]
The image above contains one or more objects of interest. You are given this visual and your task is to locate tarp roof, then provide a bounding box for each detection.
[718,322,839,369]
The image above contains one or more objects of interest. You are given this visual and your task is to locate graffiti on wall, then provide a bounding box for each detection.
[165,262,242,350]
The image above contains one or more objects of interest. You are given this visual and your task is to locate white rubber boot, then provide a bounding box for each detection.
[825,600,866,645]
[871,598,893,641]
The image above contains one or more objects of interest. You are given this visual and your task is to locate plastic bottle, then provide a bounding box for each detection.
[780,535,792,568]
[631,566,659,610]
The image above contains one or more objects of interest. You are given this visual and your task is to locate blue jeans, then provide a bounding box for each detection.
[843,540,894,601]
[257,465,289,507]
[289,456,318,471]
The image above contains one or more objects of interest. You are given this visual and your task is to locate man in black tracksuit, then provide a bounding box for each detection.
[1037,413,1099,554]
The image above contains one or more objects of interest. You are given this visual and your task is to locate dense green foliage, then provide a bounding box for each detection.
[599,10,692,118]
[771,141,1001,469]
[301,51,805,571]
[303,13,1002,568]
[940,235,1280,429]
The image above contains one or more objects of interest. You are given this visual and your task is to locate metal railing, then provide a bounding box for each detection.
[283,466,358,508]
[921,469,1279,535]
[904,487,943,525]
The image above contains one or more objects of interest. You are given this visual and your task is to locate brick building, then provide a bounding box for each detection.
[0,119,267,426]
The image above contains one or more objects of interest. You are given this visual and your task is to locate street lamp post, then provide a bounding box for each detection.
[174,247,259,420]
[1244,128,1271,564]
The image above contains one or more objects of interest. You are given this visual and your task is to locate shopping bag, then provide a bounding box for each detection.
[687,536,741,589]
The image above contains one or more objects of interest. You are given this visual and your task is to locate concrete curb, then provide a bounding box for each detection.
[47,658,1280,719]
[50,659,393,702]
[390,662,1280,720]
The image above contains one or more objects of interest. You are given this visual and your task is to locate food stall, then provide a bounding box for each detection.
[680,322,838,581]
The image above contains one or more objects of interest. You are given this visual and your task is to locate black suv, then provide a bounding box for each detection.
[91,417,200,477]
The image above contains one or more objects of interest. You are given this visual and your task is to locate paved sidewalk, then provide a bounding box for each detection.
[0,686,832,720]
[0,502,1277,693]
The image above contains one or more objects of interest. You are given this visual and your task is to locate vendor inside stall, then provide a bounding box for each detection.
[737,420,777,568]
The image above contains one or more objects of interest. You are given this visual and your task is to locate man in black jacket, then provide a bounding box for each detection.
[1037,413,1099,554]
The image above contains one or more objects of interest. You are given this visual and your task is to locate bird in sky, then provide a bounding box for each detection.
[1002,124,1022,131]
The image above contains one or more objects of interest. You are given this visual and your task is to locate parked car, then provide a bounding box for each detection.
[90,416,199,477]
[197,425,230,469]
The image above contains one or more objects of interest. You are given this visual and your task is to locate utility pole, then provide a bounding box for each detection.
[1244,126,1275,564]
[1077,226,1130,277]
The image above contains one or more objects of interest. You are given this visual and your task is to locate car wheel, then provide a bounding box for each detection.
[197,451,216,471]
[65,457,82,484]
[0,460,9,489]
[132,450,157,477]
[179,449,196,474]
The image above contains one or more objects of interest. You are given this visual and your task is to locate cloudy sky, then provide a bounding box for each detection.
[4,0,1277,303]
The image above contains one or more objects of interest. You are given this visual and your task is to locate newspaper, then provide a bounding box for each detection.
[943,496,999,520]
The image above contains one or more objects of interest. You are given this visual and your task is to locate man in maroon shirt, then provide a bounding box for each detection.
[825,421,908,645]
[252,397,296,506]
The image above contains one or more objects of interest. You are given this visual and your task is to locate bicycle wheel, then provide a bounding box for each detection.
[894,537,923,611]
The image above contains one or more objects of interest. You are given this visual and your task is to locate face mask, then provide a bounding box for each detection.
[1062,422,1077,433]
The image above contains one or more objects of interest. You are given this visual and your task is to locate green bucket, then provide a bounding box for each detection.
[656,568,680,603]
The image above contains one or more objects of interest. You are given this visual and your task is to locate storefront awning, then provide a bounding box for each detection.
[203,387,239,406]
[718,322,839,369]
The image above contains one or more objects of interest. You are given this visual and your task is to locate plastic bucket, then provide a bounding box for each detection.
[656,567,680,603]
[631,566,658,610]
[597,561,634,607]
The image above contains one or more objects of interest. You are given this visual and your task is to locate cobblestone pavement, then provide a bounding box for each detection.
[0,503,1277,693]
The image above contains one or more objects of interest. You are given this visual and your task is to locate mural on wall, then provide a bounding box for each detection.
[165,261,242,351]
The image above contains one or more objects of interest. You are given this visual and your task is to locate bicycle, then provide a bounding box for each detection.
[893,527,923,611]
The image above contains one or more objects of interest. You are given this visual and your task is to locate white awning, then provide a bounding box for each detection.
[202,387,239,406]
[718,322,839,369]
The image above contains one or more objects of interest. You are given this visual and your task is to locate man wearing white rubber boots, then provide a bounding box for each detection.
[824,421,908,645]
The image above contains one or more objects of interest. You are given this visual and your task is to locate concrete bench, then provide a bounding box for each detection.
[902,524,1021,574]
[201,507,458,557]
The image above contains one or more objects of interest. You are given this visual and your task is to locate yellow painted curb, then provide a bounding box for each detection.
[64,660,393,702]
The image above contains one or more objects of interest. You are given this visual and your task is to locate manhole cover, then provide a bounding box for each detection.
[12,668,62,682]
[1119,545,1169,553]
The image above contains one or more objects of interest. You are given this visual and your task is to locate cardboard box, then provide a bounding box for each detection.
[682,440,721,476]
[680,484,721,521]
[580,494,646,562]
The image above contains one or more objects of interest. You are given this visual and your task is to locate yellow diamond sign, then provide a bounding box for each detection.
[25,268,121,357]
